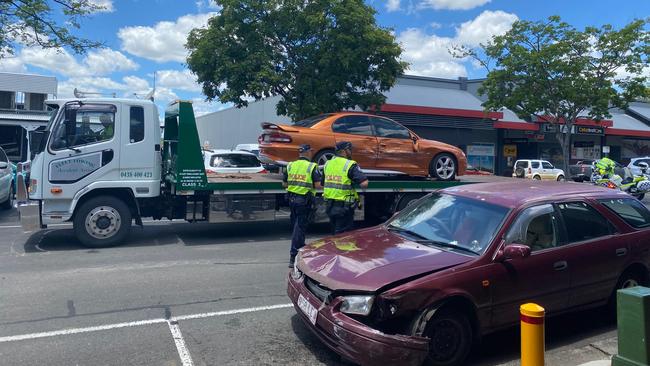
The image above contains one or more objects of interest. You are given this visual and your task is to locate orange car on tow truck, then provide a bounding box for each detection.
[258,112,467,180]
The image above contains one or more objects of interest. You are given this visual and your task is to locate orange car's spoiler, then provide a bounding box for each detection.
[261,122,300,133]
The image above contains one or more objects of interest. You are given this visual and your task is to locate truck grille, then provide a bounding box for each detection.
[305,276,332,302]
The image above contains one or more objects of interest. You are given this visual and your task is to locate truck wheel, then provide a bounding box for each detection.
[430,154,456,181]
[423,308,473,366]
[74,196,132,248]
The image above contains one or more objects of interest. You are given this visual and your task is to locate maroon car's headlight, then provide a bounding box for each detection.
[340,295,375,316]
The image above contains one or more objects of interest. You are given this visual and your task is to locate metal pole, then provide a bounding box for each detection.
[520,303,545,366]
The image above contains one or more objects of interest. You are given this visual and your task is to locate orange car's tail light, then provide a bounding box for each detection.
[261,132,292,143]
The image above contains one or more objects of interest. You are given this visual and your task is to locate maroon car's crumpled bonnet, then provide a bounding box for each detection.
[299,226,473,292]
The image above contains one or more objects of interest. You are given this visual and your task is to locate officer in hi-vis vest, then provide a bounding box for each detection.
[322,141,369,234]
[283,144,322,268]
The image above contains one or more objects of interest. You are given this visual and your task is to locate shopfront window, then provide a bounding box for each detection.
[466,143,495,174]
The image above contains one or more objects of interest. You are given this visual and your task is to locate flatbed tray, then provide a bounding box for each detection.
[200,173,512,194]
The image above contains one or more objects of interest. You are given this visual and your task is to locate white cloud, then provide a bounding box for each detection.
[398,28,467,78]
[89,0,114,13]
[455,10,518,46]
[17,47,138,77]
[196,0,221,12]
[118,13,215,63]
[419,0,491,10]
[0,56,27,73]
[386,0,401,12]
[156,69,202,92]
[83,48,139,74]
[20,47,80,76]
[397,10,518,78]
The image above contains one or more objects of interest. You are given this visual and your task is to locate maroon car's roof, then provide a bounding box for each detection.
[443,181,628,208]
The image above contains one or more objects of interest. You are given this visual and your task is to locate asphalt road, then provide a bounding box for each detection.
[0,207,619,366]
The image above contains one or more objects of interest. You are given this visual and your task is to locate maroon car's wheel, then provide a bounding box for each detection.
[423,309,472,366]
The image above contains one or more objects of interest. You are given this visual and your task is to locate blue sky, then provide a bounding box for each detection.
[0,0,648,116]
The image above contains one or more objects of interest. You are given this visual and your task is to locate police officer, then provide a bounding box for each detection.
[323,141,369,234]
[283,144,322,268]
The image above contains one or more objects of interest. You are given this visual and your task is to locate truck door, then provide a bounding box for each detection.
[42,102,121,203]
[118,103,161,197]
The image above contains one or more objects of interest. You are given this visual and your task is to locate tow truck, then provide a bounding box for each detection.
[16,98,483,248]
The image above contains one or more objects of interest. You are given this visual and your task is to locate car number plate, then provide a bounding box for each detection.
[297,294,318,325]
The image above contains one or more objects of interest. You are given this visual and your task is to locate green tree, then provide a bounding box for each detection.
[0,0,104,58]
[455,16,648,173]
[186,0,407,121]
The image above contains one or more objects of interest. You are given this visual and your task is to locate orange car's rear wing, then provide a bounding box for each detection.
[261,122,299,133]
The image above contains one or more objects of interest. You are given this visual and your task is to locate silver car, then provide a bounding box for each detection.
[627,157,650,176]
[0,147,13,209]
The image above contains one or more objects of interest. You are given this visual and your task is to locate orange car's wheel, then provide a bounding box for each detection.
[314,149,335,167]
[430,154,457,181]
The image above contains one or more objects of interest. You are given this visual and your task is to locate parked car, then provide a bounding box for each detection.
[569,159,596,182]
[235,143,279,173]
[234,143,260,156]
[628,157,650,176]
[202,149,267,174]
[258,112,467,180]
[0,147,13,209]
[512,159,565,181]
[288,181,650,366]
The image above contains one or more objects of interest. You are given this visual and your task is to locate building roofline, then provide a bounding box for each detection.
[0,71,57,80]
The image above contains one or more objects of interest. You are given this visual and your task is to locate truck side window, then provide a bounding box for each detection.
[50,105,116,150]
[130,106,145,143]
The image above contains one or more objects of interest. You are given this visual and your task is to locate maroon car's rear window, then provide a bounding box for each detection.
[599,198,650,228]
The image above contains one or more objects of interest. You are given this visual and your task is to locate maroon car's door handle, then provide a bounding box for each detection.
[616,248,628,257]
[553,261,568,271]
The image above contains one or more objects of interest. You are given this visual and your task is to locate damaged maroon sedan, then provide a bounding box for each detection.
[287,181,650,366]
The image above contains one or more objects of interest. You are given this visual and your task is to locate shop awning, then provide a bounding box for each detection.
[606,112,650,138]
[381,84,503,119]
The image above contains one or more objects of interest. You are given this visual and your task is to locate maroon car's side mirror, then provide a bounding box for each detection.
[495,244,531,261]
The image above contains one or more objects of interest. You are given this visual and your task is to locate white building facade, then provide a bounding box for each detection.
[0,72,57,162]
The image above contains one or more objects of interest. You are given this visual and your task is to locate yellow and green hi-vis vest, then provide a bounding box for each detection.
[323,156,358,202]
[287,159,317,195]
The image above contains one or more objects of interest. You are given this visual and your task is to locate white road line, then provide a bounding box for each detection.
[167,321,195,366]
[0,303,293,344]
[172,303,293,321]
[0,318,167,343]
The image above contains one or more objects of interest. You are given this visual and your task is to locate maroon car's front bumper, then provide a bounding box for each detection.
[287,274,429,366]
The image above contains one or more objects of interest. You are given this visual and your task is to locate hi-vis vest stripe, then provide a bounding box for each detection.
[323,157,358,202]
[287,160,316,195]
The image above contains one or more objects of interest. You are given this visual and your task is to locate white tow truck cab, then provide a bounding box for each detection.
[17,98,476,248]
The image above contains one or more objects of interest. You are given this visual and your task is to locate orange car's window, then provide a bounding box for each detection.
[332,116,373,136]
[371,117,410,139]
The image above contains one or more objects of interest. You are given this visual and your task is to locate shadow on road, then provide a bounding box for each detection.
[290,314,346,366]
[472,307,615,365]
[22,220,340,253]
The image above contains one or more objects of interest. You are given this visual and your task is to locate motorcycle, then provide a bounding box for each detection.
[591,161,650,200]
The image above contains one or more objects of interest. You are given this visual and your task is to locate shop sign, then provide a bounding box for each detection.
[576,126,604,135]
[503,145,517,157]
[574,141,595,148]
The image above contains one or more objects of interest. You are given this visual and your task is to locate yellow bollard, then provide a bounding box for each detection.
[520,303,545,366]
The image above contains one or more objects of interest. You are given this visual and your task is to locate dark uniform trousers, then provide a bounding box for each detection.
[326,200,355,235]
[289,193,313,257]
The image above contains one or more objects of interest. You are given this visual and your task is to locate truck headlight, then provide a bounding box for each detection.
[340,295,374,316]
